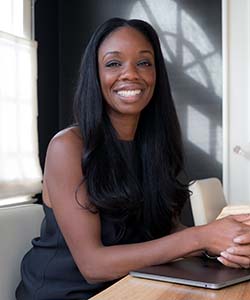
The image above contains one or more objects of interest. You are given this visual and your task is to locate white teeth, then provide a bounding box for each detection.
[117,89,141,97]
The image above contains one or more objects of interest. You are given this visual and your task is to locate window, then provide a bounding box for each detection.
[0,0,42,206]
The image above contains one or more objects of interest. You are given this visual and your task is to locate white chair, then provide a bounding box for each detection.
[190,178,227,226]
[0,204,44,300]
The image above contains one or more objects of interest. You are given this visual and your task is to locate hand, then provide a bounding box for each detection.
[201,214,250,256]
[217,214,250,268]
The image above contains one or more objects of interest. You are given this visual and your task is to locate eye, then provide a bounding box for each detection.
[137,60,153,67]
[105,60,121,68]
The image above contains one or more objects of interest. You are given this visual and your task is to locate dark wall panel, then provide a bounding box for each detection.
[35,0,59,169]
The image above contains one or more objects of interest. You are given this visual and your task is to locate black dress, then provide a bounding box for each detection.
[16,142,148,300]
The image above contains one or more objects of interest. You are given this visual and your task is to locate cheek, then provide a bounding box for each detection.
[99,71,115,95]
[98,71,118,108]
[145,69,156,87]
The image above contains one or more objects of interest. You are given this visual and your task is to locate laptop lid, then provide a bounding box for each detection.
[130,256,250,289]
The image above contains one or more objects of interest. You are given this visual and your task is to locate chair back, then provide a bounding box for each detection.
[0,204,44,300]
[190,178,227,225]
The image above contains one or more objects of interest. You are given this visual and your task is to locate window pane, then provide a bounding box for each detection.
[0,0,31,39]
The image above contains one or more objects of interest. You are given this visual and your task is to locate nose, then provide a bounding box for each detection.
[119,63,139,81]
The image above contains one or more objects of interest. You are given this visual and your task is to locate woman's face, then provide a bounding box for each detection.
[98,26,156,119]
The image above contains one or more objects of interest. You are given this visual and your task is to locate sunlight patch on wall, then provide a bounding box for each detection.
[181,10,214,54]
[204,53,222,98]
[185,64,209,89]
[187,106,209,155]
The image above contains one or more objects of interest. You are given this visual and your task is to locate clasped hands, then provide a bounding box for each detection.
[209,214,250,269]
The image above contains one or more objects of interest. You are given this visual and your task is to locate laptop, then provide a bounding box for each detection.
[130,256,250,289]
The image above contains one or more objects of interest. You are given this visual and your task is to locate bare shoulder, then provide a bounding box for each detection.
[43,127,84,207]
[48,126,83,155]
[44,126,84,179]
[45,126,84,166]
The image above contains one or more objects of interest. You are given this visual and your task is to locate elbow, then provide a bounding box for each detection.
[77,250,124,284]
[84,270,102,285]
[79,264,99,284]
[80,264,116,284]
[80,265,109,284]
[84,275,100,285]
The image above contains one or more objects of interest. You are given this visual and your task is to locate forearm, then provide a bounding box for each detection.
[80,226,204,283]
[171,223,203,257]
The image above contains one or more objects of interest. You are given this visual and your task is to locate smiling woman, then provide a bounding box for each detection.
[16,17,250,300]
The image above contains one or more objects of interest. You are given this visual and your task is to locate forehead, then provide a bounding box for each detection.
[98,26,154,56]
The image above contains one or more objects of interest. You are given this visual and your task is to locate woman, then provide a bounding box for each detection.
[16,18,250,300]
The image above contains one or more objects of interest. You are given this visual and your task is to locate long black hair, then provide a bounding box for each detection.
[73,18,189,239]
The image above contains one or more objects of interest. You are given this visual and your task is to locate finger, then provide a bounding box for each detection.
[226,245,250,256]
[233,233,250,244]
[217,256,242,268]
[220,251,250,269]
[231,214,250,223]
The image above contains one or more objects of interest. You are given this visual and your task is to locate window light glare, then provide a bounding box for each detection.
[0,0,24,38]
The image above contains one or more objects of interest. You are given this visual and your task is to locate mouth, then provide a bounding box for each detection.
[116,89,142,98]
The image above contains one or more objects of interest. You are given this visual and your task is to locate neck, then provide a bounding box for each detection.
[108,112,139,141]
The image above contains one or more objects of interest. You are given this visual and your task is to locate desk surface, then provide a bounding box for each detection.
[89,275,250,300]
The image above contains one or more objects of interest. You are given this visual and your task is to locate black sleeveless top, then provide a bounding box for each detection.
[16,141,149,300]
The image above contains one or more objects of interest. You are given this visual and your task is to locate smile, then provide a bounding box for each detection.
[116,89,142,97]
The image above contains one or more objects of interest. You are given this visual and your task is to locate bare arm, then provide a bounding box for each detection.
[43,128,250,283]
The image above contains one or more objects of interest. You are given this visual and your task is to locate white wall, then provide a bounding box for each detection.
[223,0,250,204]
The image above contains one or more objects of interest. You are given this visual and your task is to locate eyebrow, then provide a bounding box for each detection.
[102,50,154,60]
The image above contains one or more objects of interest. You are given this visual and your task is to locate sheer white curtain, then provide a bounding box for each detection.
[0,0,42,206]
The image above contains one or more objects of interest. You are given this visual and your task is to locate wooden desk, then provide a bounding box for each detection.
[89,275,250,300]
